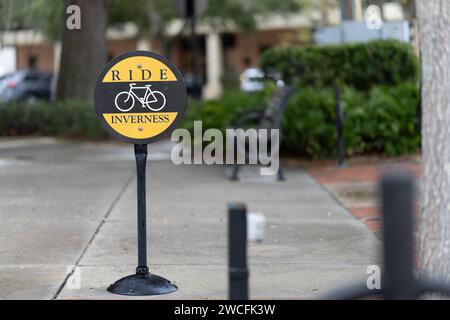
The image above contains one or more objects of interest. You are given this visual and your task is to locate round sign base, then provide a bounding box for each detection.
[107,272,177,296]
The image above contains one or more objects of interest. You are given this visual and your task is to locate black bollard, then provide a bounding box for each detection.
[335,87,345,166]
[381,172,416,299]
[228,203,249,300]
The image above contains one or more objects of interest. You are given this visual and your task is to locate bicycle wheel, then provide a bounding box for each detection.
[145,91,166,111]
[115,91,135,112]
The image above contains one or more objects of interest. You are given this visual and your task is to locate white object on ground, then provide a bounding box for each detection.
[247,212,266,242]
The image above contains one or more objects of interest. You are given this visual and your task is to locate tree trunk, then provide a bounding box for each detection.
[56,0,108,100]
[417,0,450,282]
[0,0,14,49]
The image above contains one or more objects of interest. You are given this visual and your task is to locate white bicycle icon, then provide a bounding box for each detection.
[114,83,166,112]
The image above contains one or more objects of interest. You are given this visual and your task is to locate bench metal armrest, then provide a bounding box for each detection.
[232,109,276,128]
[232,108,263,126]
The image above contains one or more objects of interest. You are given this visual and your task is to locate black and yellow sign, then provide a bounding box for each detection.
[94,51,187,144]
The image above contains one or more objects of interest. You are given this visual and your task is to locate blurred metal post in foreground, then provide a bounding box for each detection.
[228,203,249,300]
[381,173,416,299]
[321,171,450,299]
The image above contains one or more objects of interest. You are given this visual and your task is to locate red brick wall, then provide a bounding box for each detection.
[107,39,137,60]
[16,43,54,72]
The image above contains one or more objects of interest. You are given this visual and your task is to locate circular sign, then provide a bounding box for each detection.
[94,51,187,144]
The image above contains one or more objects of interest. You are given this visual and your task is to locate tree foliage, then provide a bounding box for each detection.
[1,0,308,41]
[0,0,63,40]
[203,0,305,30]
[261,40,419,90]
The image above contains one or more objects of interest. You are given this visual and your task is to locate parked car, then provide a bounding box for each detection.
[0,70,54,103]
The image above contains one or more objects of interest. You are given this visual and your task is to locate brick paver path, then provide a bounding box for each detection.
[306,159,421,240]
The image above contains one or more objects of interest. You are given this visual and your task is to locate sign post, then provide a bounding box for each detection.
[94,51,187,295]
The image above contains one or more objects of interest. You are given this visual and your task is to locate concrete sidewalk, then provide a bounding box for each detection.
[0,138,380,299]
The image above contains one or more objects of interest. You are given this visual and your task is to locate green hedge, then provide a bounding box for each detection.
[0,82,420,157]
[282,83,420,157]
[0,100,108,139]
[181,89,267,132]
[180,83,420,157]
[260,40,420,90]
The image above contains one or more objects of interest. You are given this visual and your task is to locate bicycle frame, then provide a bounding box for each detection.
[127,85,157,106]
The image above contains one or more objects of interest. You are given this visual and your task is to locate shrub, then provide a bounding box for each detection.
[356,82,420,155]
[260,40,420,91]
[0,100,108,139]
[282,83,420,157]
[180,89,268,133]
[280,86,337,157]
[0,82,420,158]
[181,83,420,158]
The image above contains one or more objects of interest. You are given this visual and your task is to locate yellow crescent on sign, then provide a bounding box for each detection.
[102,112,178,139]
[102,56,178,83]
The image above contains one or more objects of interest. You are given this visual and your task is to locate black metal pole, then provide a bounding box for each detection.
[381,172,416,299]
[191,9,202,99]
[191,13,199,78]
[135,144,148,275]
[228,203,249,300]
[185,0,199,78]
[107,143,177,295]
[335,86,345,166]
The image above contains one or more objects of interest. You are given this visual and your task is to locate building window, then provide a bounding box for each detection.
[222,33,236,49]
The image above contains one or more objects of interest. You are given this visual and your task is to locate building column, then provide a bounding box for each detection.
[354,0,363,21]
[203,32,223,100]
[53,41,62,74]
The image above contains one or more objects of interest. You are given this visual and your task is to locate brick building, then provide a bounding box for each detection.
[1,13,317,99]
